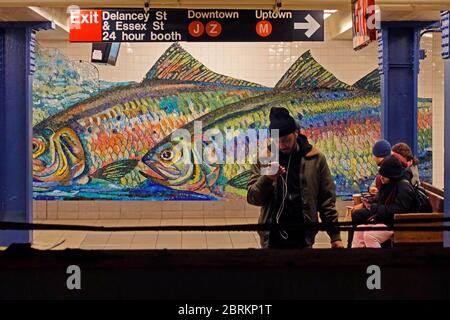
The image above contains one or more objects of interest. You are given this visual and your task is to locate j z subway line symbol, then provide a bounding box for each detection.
[294,14,321,38]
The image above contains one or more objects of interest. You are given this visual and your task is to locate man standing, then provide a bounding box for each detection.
[247,107,343,249]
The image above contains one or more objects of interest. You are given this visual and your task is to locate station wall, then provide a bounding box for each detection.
[31,35,438,216]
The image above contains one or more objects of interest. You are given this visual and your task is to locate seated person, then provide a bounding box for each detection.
[369,139,411,195]
[392,142,420,186]
[347,139,392,247]
[351,155,417,248]
[368,139,392,195]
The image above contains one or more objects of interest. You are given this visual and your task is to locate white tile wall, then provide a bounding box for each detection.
[38,39,379,87]
[430,34,444,188]
[33,200,260,220]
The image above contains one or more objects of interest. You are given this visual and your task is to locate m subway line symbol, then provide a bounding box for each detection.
[256,20,272,38]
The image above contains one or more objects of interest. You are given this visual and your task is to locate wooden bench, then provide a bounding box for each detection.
[393,182,444,246]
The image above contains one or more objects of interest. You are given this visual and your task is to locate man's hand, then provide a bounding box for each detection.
[352,203,364,212]
[265,163,286,182]
[331,240,344,249]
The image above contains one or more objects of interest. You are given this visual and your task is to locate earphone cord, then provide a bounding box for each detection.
[275,151,293,240]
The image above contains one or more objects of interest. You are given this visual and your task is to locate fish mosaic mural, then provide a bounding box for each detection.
[32,43,432,200]
[32,46,132,125]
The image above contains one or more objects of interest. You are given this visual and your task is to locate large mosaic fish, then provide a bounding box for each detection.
[141,51,432,197]
[32,44,266,188]
[32,44,432,199]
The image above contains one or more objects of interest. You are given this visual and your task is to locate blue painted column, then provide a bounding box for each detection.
[442,11,450,248]
[0,22,53,246]
[378,22,431,156]
[445,58,450,247]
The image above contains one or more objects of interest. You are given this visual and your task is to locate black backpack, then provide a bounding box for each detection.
[402,180,433,213]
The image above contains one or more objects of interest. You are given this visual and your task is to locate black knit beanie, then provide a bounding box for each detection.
[268,107,297,137]
[379,155,405,180]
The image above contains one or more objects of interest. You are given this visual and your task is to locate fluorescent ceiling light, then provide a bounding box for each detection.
[324,9,337,19]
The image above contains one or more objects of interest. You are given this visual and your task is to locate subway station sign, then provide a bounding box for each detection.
[69,9,324,42]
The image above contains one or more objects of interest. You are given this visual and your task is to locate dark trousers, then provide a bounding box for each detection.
[268,229,308,249]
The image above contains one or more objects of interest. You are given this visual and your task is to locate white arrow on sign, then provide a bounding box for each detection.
[294,14,321,38]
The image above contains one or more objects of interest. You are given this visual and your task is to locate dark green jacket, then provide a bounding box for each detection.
[247,146,341,248]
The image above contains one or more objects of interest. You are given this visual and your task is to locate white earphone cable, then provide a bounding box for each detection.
[275,152,293,240]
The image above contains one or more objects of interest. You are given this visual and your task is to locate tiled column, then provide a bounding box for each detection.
[379,22,427,155]
[0,22,53,245]
[444,57,450,247]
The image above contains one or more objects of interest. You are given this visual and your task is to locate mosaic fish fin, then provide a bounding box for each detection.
[227,170,252,190]
[353,69,380,92]
[91,159,139,183]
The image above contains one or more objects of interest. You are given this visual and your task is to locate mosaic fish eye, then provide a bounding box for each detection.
[160,149,174,161]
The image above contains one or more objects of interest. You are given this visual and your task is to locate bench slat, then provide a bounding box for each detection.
[421,182,444,197]
[394,213,444,245]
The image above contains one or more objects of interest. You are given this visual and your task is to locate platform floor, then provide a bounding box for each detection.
[1,217,348,250]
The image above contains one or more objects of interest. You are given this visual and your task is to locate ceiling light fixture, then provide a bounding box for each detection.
[324,9,337,19]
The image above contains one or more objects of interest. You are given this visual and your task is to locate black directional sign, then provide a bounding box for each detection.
[292,11,324,42]
[70,9,324,42]
[185,9,324,42]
